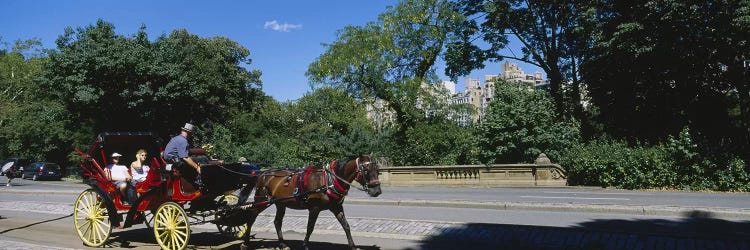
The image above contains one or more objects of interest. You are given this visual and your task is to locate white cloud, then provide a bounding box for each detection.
[264,20,302,32]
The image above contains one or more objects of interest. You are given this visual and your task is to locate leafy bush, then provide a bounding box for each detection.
[715,158,750,192]
[561,139,657,189]
[478,81,580,164]
[397,120,479,166]
[562,127,750,191]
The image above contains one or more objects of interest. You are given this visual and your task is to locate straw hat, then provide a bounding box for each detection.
[181,123,195,133]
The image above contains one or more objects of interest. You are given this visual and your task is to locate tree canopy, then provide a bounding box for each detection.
[307,0,464,138]
[581,0,750,158]
[0,38,70,161]
[478,81,579,163]
[40,20,263,140]
[445,0,598,116]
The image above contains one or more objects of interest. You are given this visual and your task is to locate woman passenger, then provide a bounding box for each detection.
[130,149,150,187]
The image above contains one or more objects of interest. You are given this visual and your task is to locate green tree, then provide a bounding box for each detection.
[40,20,263,141]
[478,80,580,163]
[445,0,598,116]
[581,0,750,160]
[293,87,375,162]
[203,88,378,167]
[307,0,464,140]
[0,39,72,163]
[398,119,479,165]
[0,39,45,128]
[239,96,316,167]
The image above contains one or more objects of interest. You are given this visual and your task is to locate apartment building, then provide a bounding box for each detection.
[364,61,547,127]
[448,61,546,124]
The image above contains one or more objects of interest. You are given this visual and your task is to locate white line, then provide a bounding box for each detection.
[521,196,631,201]
[543,191,654,196]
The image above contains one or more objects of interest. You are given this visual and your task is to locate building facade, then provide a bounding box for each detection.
[446,61,547,124]
[365,61,547,127]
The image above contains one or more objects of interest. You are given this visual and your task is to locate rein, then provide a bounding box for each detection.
[218,165,257,177]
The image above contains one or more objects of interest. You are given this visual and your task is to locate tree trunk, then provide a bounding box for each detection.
[548,64,565,115]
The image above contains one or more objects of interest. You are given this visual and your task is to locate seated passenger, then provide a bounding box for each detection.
[130,149,150,186]
[104,152,131,204]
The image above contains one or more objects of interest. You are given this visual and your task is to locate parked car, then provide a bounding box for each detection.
[23,162,63,181]
[1,158,30,177]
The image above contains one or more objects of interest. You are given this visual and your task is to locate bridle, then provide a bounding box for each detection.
[325,156,380,192]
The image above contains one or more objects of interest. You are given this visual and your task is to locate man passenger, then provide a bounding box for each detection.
[104,152,131,204]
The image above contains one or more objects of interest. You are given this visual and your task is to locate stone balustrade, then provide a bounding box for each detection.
[377,154,567,187]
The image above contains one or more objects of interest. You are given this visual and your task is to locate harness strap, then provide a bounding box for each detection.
[325,161,347,201]
[253,159,369,207]
[324,162,367,192]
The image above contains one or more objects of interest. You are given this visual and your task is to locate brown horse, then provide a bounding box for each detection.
[241,155,382,250]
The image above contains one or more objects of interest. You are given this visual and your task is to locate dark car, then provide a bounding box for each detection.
[1,158,30,177]
[23,162,63,181]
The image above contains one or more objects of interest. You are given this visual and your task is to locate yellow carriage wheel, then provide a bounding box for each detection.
[153,202,190,250]
[73,189,112,247]
[215,194,247,239]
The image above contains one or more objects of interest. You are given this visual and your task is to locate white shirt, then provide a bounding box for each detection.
[131,165,149,182]
[107,164,129,181]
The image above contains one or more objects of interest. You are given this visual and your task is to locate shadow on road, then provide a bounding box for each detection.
[415,210,750,250]
[0,213,72,235]
[110,228,383,250]
[235,238,382,250]
[109,228,241,248]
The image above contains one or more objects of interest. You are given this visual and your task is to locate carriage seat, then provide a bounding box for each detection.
[134,157,163,193]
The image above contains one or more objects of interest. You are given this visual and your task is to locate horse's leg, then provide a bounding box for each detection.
[274,204,289,249]
[330,203,356,250]
[240,209,261,250]
[302,207,321,250]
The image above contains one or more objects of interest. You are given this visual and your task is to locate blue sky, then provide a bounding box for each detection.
[1,0,543,102]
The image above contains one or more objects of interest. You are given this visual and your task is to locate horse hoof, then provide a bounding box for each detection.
[277,243,290,250]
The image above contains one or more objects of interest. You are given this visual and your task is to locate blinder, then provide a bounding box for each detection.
[355,158,381,191]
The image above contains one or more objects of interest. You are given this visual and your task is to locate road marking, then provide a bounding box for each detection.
[521,196,631,201]
[544,191,654,196]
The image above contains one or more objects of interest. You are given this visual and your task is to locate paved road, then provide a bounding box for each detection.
[2,177,750,249]
[4,177,749,218]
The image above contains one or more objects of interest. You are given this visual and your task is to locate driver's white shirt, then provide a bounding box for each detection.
[107,164,129,181]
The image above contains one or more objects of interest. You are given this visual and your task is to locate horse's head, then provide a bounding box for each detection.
[354,155,382,197]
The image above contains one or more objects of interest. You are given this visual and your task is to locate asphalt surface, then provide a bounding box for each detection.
[4,177,750,219]
[2,177,750,249]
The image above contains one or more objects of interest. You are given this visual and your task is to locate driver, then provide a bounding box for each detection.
[163,123,202,187]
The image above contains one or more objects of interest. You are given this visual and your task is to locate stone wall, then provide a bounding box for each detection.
[378,154,567,187]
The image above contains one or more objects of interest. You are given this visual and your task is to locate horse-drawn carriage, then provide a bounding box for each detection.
[73,132,383,250]
[72,132,260,250]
